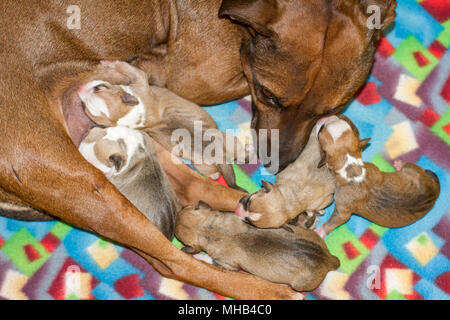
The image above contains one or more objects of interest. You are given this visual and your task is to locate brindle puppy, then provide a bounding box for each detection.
[176,202,340,293]
[315,115,440,238]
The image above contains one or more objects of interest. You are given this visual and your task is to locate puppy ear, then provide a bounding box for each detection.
[109,154,124,172]
[219,0,276,37]
[121,92,139,106]
[197,201,212,210]
[317,150,327,168]
[360,138,371,149]
[359,0,397,31]
[260,180,274,192]
[181,246,200,254]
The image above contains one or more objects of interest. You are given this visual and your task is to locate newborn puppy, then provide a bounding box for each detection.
[79,126,180,239]
[315,115,440,238]
[77,61,249,188]
[235,125,336,228]
[175,202,340,293]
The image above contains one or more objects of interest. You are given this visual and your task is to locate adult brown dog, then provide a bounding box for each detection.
[0,0,396,299]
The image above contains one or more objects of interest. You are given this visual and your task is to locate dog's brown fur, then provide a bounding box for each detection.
[236,127,336,228]
[315,116,440,237]
[176,202,339,293]
[0,0,396,299]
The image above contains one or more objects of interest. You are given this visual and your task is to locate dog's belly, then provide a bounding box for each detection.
[61,89,95,147]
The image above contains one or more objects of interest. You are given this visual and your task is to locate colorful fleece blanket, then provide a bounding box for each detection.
[0,0,449,300]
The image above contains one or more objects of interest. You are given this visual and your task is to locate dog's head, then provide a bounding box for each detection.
[78,81,145,128]
[235,181,289,228]
[175,201,216,251]
[316,115,370,183]
[220,0,396,171]
[79,126,146,179]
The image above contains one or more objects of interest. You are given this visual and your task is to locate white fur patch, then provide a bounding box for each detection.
[249,213,262,221]
[79,140,115,178]
[336,153,366,183]
[325,119,352,142]
[193,253,214,265]
[104,127,145,173]
[78,81,111,118]
[117,86,146,128]
[79,127,145,178]
[315,115,339,137]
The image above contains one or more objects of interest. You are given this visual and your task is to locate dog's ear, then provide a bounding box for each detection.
[219,0,277,37]
[197,201,212,210]
[260,180,274,192]
[317,150,327,168]
[358,0,397,31]
[360,138,371,149]
[121,92,139,106]
[109,154,125,172]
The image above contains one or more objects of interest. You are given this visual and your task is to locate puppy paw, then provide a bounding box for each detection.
[208,172,221,180]
[193,253,214,265]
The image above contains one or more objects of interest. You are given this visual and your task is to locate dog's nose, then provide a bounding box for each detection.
[239,195,251,211]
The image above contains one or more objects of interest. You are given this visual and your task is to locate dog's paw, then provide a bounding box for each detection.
[208,172,221,180]
[193,253,214,265]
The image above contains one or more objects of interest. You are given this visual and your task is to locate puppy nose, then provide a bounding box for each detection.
[239,195,251,211]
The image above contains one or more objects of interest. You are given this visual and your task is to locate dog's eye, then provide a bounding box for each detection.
[93,84,108,92]
[260,86,281,108]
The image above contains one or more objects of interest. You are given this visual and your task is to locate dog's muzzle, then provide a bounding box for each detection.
[235,194,252,218]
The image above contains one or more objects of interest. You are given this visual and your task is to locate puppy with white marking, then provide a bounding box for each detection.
[77,61,249,188]
[79,126,180,239]
[176,201,340,293]
[235,123,336,229]
[315,115,440,238]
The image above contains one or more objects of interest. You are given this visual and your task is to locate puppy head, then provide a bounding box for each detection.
[79,126,145,179]
[235,181,288,228]
[175,201,215,251]
[77,81,144,128]
[317,116,370,183]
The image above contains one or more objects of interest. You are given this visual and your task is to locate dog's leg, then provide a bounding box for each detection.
[315,206,351,238]
[152,139,247,211]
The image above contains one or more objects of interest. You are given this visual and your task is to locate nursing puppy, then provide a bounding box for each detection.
[315,115,440,238]
[79,126,180,239]
[175,202,340,293]
[235,125,336,229]
[77,61,249,187]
